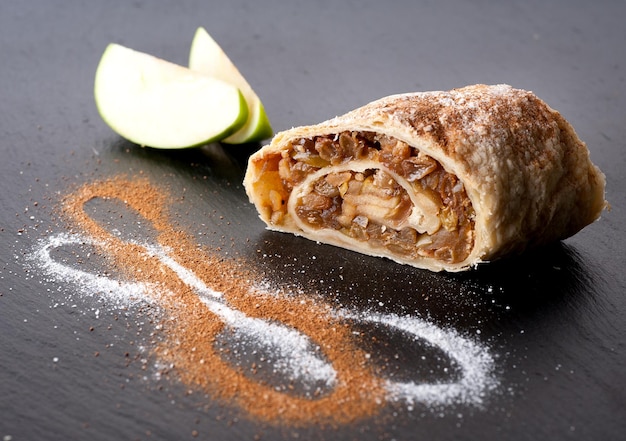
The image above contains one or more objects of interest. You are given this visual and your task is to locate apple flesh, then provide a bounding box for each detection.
[189,27,273,144]
[95,43,248,149]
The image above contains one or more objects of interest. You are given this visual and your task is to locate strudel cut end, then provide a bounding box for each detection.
[243,84,606,272]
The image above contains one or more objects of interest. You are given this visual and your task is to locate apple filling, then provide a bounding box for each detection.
[255,131,475,264]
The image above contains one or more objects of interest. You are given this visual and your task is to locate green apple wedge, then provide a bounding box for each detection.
[94,43,248,149]
[189,27,273,144]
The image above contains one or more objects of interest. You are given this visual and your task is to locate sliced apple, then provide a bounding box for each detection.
[95,43,248,149]
[189,27,273,144]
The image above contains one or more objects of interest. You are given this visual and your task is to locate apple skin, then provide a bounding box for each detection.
[95,43,248,149]
[189,27,273,144]
[244,99,273,144]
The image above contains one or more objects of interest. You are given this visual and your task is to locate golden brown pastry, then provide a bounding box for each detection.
[243,84,606,271]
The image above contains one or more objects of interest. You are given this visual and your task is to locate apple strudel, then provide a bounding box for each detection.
[243,85,606,271]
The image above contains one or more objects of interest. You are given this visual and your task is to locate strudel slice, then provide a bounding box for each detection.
[244,85,606,271]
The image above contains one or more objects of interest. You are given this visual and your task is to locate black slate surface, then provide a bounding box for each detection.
[1,1,625,440]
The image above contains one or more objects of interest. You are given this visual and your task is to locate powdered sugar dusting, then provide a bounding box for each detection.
[32,230,498,413]
[206,298,338,388]
[341,311,497,407]
[33,233,153,307]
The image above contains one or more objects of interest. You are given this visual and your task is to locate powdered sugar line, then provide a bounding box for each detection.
[143,241,338,389]
[34,233,153,307]
[33,232,498,410]
[339,310,497,407]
